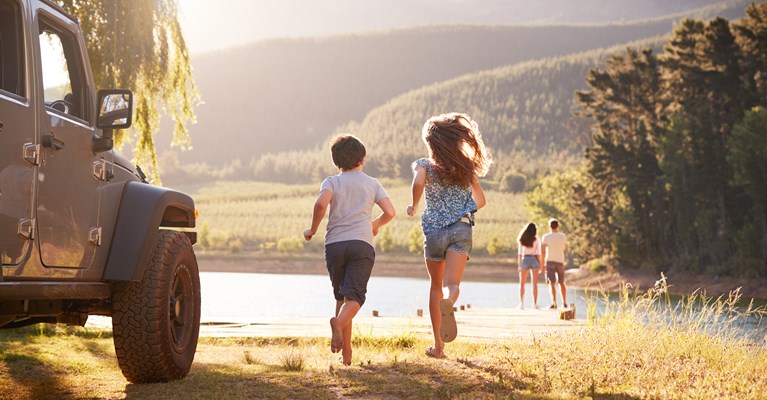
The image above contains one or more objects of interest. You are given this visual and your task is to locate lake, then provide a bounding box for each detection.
[200,271,581,320]
[200,272,766,342]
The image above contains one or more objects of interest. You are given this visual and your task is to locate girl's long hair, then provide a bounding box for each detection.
[422,113,492,188]
[518,223,537,248]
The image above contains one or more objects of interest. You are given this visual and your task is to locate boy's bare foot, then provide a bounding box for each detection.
[329,317,343,353]
[342,347,352,366]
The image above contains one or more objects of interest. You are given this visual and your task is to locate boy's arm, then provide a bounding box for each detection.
[407,165,426,217]
[372,197,396,236]
[303,189,332,241]
[471,175,486,210]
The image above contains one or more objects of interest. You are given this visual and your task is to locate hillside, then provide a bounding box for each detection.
[154,0,748,173]
[243,38,665,184]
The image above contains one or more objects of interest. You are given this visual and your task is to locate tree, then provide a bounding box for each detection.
[576,47,666,265]
[57,0,199,183]
[661,17,746,268]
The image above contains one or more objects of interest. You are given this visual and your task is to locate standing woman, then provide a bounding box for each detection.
[517,223,543,309]
[407,113,492,359]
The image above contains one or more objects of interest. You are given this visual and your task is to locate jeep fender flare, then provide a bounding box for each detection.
[103,181,196,281]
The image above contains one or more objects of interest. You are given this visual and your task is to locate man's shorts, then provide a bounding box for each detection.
[325,240,375,306]
[545,261,565,283]
[519,255,540,270]
[423,219,473,261]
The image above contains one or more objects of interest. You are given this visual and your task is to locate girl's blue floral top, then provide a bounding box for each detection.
[415,158,477,234]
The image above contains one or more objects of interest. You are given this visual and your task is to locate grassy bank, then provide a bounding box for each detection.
[1,288,765,399]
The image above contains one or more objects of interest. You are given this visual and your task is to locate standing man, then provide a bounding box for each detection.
[542,218,568,309]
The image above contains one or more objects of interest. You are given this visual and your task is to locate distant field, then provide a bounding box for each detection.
[183,179,531,256]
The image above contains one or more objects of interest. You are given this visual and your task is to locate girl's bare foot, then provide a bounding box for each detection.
[425,345,446,359]
[329,317,343,353]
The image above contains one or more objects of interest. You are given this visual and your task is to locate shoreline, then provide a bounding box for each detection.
[197,253,767,302]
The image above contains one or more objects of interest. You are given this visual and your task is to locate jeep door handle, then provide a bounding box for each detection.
[42,134,65,150]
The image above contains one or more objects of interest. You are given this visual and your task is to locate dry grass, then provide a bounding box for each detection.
[1,288,765,399]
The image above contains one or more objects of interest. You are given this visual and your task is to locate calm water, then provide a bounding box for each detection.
[201,271,587,321]
[200,272,766,342]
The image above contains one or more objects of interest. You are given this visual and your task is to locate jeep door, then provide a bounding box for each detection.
[34,3,99,270]
[0,0,35,267]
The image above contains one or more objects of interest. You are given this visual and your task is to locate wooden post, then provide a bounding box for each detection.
[467,304,471,309]
[460,305,465,311]
[559,304,575,320]
[416,309,423,317]
[372,310,379,317]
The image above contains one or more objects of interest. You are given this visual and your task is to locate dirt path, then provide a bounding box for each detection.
[197,254,767,302]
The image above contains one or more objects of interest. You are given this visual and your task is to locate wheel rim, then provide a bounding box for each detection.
[169,264,195,352]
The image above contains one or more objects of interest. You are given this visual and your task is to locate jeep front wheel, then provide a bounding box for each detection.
[111,230,201,383]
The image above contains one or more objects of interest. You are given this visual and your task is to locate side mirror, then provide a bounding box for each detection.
[94,89,132,153]
[97,89,133,129]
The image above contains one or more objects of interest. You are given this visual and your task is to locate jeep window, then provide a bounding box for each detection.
[0,0,25,97]
[38,17,86,121]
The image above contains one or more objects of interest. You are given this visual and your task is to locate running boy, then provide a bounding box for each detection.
[304,134,395,366]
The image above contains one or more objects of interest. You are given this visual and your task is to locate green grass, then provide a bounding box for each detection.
[186,179,532,256]
[1,286,765,399]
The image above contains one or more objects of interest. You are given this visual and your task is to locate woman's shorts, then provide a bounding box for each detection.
[519,255,540,270]
[423,220,473,261]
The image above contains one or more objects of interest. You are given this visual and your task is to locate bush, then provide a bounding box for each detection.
[277,237,304,253]
[499,171,527,193]
[378,227,395,253]
[408,226,423,254]
[486,235,505,256]
[228,238,243,253]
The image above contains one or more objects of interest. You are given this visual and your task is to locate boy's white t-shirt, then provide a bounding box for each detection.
[321,170,388,246]
[542,231,567,263]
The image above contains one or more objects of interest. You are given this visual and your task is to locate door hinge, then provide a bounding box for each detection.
[18,218,35,239]
[23,143,40,165]
[92,160,113,181]
[89,227,102,246]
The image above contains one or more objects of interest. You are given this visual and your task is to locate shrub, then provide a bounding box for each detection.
[486,235,504,256]
[408,226,423,254]
[378,227,395,253]
[277,237,304,253]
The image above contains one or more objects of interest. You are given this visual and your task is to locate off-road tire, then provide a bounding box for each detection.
[111,230,201,383]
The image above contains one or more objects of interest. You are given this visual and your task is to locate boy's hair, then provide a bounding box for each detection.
[330,134,366,170]
[421,113,492,188]
[549,218,559,230]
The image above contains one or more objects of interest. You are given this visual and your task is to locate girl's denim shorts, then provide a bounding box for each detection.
[519,255,540,270]
[423,220,473,261]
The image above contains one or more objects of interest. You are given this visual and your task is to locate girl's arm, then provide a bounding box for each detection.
[471,175,486,210]
[407,164,426,217]
[303,189,332,241]
[372,197,396,236]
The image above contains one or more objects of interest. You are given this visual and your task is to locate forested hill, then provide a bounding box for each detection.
[157,0,748,170]
[246,38,665,185]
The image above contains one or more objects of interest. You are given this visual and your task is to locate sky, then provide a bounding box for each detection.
[177,0,724,55]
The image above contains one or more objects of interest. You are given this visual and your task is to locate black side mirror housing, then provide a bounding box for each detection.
[94,89,133,153]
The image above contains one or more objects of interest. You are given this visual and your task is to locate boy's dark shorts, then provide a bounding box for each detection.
[545,261,565,284]
[325,240,375,306]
